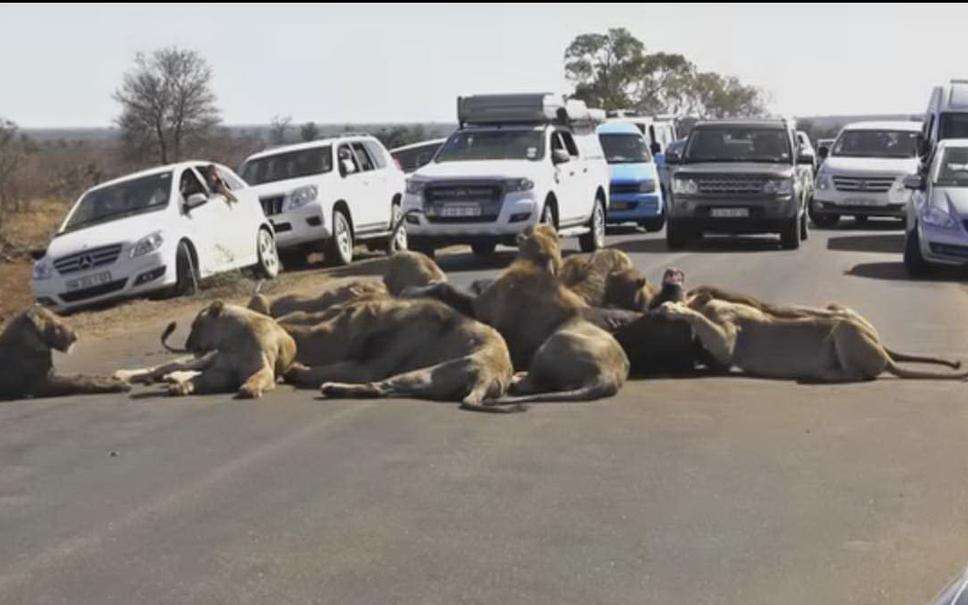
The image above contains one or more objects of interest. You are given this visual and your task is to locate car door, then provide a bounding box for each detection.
[214,163,261,267]
[349,141,384,231]
[336,143,368,230]
[175,166,221,277]
[557,130,588,224]
[551,130,581,224]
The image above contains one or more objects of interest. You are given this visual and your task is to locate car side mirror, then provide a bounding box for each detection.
[29,248,47,261]
[817,146,829,160]
[650,142,662,156]
[902,174,925,190]
[340,159,357,176]
[552,149,571,165]
[183,192,209,212]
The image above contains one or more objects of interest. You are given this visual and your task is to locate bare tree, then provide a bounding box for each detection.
[0,118,26,235]
[269,115,292,145]
[114,47,221,164]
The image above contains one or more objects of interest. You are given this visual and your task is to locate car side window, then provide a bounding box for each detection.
[559,131,580,157]
[550,132,565,160]
[351,143,375,172]
[217,165,246,190]
[179,169,207,199]
[362,141,387,169]
[337,144,360,177]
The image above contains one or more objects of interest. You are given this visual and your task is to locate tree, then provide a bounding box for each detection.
[0,118,27,233]
[269,115,292,145]
[564,29,769,119]
[114,47,221,164]
[300,121,320,142]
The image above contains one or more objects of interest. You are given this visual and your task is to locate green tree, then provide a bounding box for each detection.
[300,121,320,142]
[565,29,647,111]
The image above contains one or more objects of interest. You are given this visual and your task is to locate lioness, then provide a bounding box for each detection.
[559,248,637,307]
[0,305,131,399]
[280,297,516,412]
[656,295,968,382]
[602,267,660,311]
[248,277,387,317]
[116,301,297,398]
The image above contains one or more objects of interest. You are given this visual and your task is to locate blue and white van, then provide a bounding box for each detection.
[596,121,666,231]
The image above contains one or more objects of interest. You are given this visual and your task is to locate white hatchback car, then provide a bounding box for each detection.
[32,161,279,311]
[239,134,406,267]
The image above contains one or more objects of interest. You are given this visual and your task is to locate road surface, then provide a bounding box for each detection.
[2,221,967,604]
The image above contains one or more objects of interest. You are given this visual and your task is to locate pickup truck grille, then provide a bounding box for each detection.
[424,182,504,223]
[695,175,769,195]
[54,244,122,276]
[832,176,896,193]
[260,195,285,216]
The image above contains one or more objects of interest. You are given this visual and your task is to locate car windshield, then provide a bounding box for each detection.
[831,129,918,158]
[685,127,791,163]
[240,146,333,185]
[435,129,545,162]
[934,147,968,187]
[393,142,443,173]
[61,171,172,234]
[940,113,968,140]
[599,133,651,164]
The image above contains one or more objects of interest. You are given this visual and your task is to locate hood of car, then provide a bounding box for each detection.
[609,162,658,182]
[822,156,919,176]
[675,162,795,178]
[245,175,321,198]
[413,160,541,180]
[936,187,968,216]
[44,210,166,260]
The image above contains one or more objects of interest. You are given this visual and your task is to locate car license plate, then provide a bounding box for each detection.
[710,207,749,218]
[845,198,882,206]
[611,201,633,211]
[66,271,112,291]
[440,203,482,217]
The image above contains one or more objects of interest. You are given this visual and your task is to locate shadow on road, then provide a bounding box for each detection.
[827,233,904,254]
[613,235,783,254]
[846,261,968,282]
[810,217,905,232]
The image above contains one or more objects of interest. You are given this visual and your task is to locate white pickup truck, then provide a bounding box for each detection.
[402,93,610,257]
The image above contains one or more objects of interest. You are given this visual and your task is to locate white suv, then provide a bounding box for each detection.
[239,134,406,267]
[33,161,278,311]
[402,94,610,257]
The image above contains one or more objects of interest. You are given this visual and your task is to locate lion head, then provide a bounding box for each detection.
[514,224,562,275]
[15,305,78,353]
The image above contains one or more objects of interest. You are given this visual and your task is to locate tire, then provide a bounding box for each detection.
[666,220,691,249]
[170,241,199,297]
[903,223,932,277]
[639,213,666,232]
[579,197,606,252]
[471,241,497,257]
[780,217,801,250]
[854,215,869,225]
[324,208,353,266]
[809,206,840,228]
[386,204,408,255]
[254,227,280,279]
[539,201,556,230]
[800,211,809,241]
[279,248,310,270]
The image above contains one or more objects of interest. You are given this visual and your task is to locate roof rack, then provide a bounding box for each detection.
[457,93,604,128]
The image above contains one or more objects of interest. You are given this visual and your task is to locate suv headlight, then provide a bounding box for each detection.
[284,185,318,211]
[638,179,657,193]
[33,257,54,280]
[921,204,956,229]
[504,178,535,193]
[131,231,164,258]
[406,179,427,195]
[817,172,832,191]
[672,178,698,195]
[763,178,794,196]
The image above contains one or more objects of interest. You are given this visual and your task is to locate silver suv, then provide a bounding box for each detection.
[665,119,812,249]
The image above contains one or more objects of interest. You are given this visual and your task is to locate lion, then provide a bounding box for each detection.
[656,294,968,382]
[114,301,297,398]
[602,267,660,311]
[559,248,638,307]
[279,297,516,412]
[0,305,130,399]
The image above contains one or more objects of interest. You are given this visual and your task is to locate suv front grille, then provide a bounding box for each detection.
[424,182,504,223]
[54,244,122,276]
[695,175,769,195]
[610,183,642,195]
[260,195,285,216]
[832,176,896,193]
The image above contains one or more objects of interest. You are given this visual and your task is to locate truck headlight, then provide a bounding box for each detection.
[672,178,698,195]
[817,172,832,191]
[763,179,794,196]
[33,258,54,280]
[284,185,318,211]
[504,178,535,193]
[921,204,956,229]
[406,179,427,195]
[131,231,164,258]
[638,179,656,193]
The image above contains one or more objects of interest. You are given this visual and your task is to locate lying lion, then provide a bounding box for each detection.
[0,305,130,399]
[115,301,297,398]
[656,293,968,382]
[280,297,516,412]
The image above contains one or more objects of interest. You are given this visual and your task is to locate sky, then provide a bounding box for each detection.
[2,3,967,128]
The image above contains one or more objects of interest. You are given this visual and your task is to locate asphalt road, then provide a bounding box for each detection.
[3,221,968,604]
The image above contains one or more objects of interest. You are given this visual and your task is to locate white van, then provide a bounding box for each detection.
[239,134,406,267]
[32,161,278,311]
[920,79,968,158]
[402,93,610,257]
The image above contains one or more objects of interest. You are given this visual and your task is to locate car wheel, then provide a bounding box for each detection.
[254,227,280,278]
[171,241,199,297]
[639,213,666,232]
[579,197,606,252]
[386,204,408,255]
[666,220,691,249]
[324,208,353,266]
[800,212,809,241]
[539,202,556,230]
[780,217,801,250]
[809,204,840,228]
[854,215,869,225]
[903,223,932,277]
[471,241,497,257]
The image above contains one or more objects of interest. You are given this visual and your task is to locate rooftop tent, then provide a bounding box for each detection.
[456,93,605,127]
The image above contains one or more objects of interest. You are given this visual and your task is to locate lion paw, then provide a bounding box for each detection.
[167,381,193,397]
[236,385,263,400]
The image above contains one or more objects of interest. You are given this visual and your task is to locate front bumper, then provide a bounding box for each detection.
[33,249,174,311]
[607,193,663,222]
[668,194,798,233]
[918,220,968,267]
[264,203,330,250]
[402,190,540,239]
[812,185,906,217]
